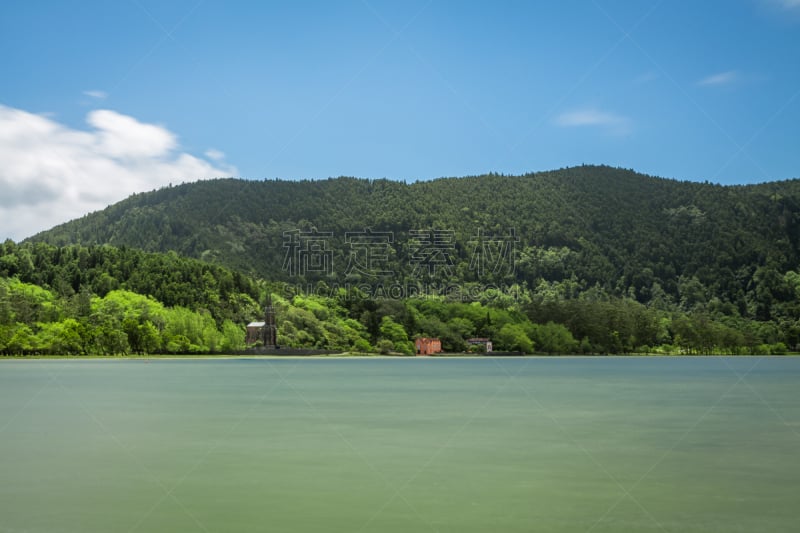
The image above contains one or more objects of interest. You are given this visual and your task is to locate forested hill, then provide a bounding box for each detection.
[9,165,800,355]
[28,165,800,310]
[25,166,800,302]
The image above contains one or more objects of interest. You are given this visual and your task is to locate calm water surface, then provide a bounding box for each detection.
[1,357,798,532]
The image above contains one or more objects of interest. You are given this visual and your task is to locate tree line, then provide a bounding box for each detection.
[0,241,261,355]
[1,240,793,355]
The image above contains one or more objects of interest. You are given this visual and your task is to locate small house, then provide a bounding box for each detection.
[467,337,492,353]
[415,337,442,356]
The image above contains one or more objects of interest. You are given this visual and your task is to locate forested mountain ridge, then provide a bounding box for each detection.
[29,165,800,310]
[7,165,800,355]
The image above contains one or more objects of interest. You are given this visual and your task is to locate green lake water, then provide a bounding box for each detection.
[1,357,799,532]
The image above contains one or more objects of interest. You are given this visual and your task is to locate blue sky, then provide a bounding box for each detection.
[1,0,799,239]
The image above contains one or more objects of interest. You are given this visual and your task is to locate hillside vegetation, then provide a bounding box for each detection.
[8,165,800,355]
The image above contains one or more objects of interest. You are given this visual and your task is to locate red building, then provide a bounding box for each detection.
[415,337,442,356]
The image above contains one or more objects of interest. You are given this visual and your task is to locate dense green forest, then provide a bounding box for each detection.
[0,242,261,354]
[31,165,800,303]
[0,240,795,355]
[7,165,800,355]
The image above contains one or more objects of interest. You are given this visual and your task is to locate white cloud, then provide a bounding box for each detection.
[554,109,632,135]
[83,90,107,100]
[698,70,739,86]
[0,104,236,241]
[757,1,800,21]
[89,109,176,159]
[771,0,800,9]
[205,148,225,161]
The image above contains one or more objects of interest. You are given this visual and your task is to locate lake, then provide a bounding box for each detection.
[1,357,798,532]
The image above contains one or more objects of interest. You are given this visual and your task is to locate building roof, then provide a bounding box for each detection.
[247,321,266,328]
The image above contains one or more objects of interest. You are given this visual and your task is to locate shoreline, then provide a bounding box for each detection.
[1,353,797,361]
